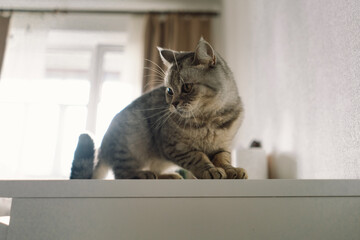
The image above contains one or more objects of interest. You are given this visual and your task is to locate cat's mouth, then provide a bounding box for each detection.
[174,107,195,119]
[169,103,197,119]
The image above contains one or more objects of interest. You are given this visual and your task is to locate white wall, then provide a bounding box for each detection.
[221,0,360,178]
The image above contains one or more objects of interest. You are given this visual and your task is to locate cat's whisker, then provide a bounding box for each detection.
[187,105,195,119]
[160,111,174,130]
[145,59,166,75]
[143,74,165,86]
[191,111,199,139]
[136,106,168,112]
[153,111,173,130]
[144,71,164,81]
[141,112,168,120]
[144,67,165,78]
[179,75,185,85]
[143,78,163,86]
[143,109,170,121]
[151,110,169,129]
[172,52,186,85]
[143,78,164,84]
[172,51,180,73]
[146,78,164,84]
[138,107,169,120]
[143,68,165,77]
[179,114,187,131]
[143,78,164,90]
[189,113,196,136]
[144,65,165,74]
[188,118,193,138]
[143,74,165,80]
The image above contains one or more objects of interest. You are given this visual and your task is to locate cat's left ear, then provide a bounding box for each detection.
[193,37,216,67]
[157,47,178,68]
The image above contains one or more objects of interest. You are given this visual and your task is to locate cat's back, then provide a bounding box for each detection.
[107,86,166,129]
[99,87,166,159]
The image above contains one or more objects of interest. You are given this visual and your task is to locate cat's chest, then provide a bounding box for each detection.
[192,127,222,142]
[176,123,236,153]
[161,114,241,155]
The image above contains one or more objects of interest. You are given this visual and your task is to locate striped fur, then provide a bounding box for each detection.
[70,38,248,179]
[70,134,95,179]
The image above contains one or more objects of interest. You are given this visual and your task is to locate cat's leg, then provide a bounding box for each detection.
[129,170,158,179]
[172,151,226,179]
[212,151,248,179]
[150,159,182,179]
[113,169,158,179]
[111,159,157,179]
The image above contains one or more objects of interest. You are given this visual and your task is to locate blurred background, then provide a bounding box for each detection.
[0,0,359,179]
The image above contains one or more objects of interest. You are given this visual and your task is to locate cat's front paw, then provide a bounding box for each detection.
[158,173,183,179]
[131,170,157,179]
[225,167,248,179]
[202,167,227,179]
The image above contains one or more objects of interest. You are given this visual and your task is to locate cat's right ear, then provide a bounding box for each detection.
[193,38,216,67]
[157,47,176,68]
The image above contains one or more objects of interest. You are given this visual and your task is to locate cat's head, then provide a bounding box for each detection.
[158,38,238,118]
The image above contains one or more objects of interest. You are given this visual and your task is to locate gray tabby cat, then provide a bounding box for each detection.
[70,38,248,179]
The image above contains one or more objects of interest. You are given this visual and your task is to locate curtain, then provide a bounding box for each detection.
[0,15,10,78]
[142,13,212,92]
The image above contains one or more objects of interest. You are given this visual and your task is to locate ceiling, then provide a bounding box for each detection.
[0,0,221,14]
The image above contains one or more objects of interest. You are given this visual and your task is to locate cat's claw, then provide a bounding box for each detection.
[225,167,248,179]
[202,167,227,179]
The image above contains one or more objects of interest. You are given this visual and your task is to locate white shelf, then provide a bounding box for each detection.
[0,179,359,198]
[1,180,360,240]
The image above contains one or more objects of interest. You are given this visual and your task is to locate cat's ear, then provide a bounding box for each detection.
[157,47,177,68]
[158,47,193,68]
[193,37,216,67]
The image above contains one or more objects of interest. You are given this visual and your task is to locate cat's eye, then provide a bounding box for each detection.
[166,87,174,96]
[182,83,193,93]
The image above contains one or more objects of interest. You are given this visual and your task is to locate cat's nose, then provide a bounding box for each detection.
[172,101,180,108]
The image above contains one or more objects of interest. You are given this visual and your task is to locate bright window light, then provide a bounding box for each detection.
[0,13,143,179]
[0,216,10,226]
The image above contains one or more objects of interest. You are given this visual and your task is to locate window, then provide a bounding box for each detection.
[0,13,144,179]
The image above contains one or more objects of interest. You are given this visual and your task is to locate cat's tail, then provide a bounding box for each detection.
[70,133,95,179]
